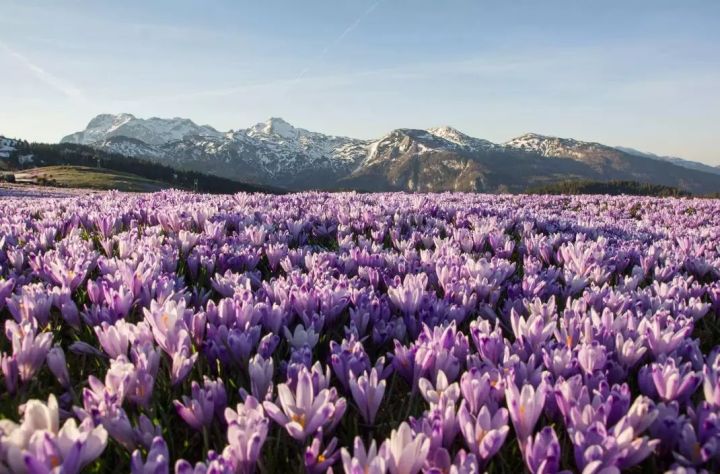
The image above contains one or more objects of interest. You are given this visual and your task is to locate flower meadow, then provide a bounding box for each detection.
[1,190,720,474]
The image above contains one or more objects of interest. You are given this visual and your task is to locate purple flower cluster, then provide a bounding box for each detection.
[1,190,720,473]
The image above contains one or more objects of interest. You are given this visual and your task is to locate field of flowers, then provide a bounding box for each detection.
[1,190,719,473]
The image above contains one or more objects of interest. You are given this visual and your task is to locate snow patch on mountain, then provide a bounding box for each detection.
[61,113,221,146]
[248,117,297,140]
[243,117,370,169]
[0,136,18,159]
[361,126,499,170]
[504,133,615,159]
[426,126,497,150]
[96,136,167,159]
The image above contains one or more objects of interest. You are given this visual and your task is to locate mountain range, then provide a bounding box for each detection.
[58,113,720,194]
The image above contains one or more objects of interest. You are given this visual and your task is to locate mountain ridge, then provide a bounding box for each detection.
[59,113,720,194]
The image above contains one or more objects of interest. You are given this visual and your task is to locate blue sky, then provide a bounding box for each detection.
[1,0,719,164]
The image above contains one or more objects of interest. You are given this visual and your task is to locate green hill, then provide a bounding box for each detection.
[13,166,171,192]
[2,140,282,194]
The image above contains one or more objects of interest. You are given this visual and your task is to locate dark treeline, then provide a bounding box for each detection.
[9,142,281,194]
[526,179,692,197]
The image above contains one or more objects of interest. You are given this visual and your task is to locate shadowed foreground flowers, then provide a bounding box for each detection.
[1,189,720,473]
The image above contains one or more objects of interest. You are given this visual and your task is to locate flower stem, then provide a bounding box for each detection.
[202,426,210,456]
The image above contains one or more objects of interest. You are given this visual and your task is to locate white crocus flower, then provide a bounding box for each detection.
[381,422,430,474]
[283,325,319,349]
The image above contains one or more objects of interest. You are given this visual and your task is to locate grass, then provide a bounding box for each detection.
[13,165,171,192]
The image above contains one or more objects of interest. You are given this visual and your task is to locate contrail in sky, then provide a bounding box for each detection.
[0,39,85,100]
[140,1,385,103]
[291,0,384,85]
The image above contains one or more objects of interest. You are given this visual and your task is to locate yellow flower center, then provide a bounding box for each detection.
[291,413,306,428]
[566,335,573,348]
[318,454,326,463]
[50,455,61,468]
[476,429,487,445]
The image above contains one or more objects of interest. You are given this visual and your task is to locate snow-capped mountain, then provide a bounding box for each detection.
[61,113,221,146]
[60,114,720,194]
[241,117,370,173]
[426,126,498,151]
[356,127,500,189]
[63,115,371,189]
[504,133,622,160]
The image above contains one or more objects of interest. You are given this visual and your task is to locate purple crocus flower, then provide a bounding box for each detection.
[134,415,163,451]
[6,284,53,326]
[341,437,386,474]
[263,366,345,441]
[45,256,89,292]
[702,350,720,407]
[223,396,269,474]
[5,320,53,383]
[105,284,135,321]
[94,320,134,359]
[505,379,547,446]
[126,343,161,408]
[1,394,107,474]
[284,324,319,350]
[330,335,371,391]
[46,346,71,389]
[58,295,81,329]
[144,298,198,385]
[381,422,430,474]
[469,319,506,367]
[174,379,223,431]
[449,450,480,474]
[388,273,427,315]
[418,370,460,408]
[651,358,701,403]
[614,332,647,369]
[649,402,684,456]
[570,395,659,472]
[523,426,561,474]
[248,354,274,401]
[645,315,692,357]
[130,436,169,474]
[460,367,503,415]
[0,277,14,311]
[349,367,386,425]
[510,308,555,353]
[304,431,339,474]
[1,353,19,393]
[577,341,608,375]
[457,402,509,464]
[144,298,192,354]
[68,341,106,358]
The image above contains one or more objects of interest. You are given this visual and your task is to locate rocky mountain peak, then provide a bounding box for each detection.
[248,117,297,139]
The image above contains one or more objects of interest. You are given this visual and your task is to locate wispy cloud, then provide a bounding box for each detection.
[292,0,384,83]
[0,39,85,100]
[127,65,417,106]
